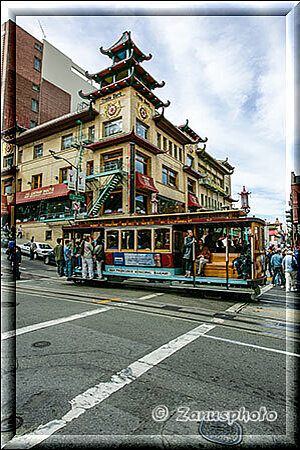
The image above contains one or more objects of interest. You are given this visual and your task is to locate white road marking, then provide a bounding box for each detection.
[4,322,216,449]
[138,293,164,300]
[1,307,111,341]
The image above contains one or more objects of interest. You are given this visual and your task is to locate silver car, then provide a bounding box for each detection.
[19,242,53,259]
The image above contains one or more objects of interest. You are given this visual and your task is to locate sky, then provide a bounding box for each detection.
[2,1,299,224]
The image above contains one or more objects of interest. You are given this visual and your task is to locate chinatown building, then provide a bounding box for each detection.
[2,31,236,244]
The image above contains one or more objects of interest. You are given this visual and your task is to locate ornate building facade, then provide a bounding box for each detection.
[2,31,236,243]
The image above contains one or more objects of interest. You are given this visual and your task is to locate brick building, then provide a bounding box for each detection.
[8,31,237,244]
[290,172,300,246]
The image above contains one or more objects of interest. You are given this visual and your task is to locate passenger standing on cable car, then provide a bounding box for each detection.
[183,229,196,278]
[93,236,104,279]
[80,235,94,280]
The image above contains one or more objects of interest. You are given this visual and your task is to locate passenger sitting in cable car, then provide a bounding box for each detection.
[196,239,211,276]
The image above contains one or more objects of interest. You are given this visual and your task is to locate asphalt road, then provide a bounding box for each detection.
[1,251,299,448]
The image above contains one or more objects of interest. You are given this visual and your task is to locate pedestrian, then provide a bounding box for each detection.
[93,236,104,279]
[11,245,22,280]
[17,224,23,239]
[64,240,73,277]
[270,249,285,287]
[295,245,300,290]
[80,235,94,280]
[73,240,81,269]
[30,236,37,260]
[196,238,211,276]
[282,250,298,292]
[183,229,196,277]
[53,238,64,277]
[266,246,274,277]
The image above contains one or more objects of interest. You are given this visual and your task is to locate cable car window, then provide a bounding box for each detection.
[155,229,170,251]
[121,230,135,250]
[106,230,119,250]
[137,229,152,250]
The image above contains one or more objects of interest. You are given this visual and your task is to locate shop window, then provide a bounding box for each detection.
[121,230,135,250]
[102,151,122,172]
[45,230,52,241]
[135,193,148,214]
[34,144,43,159]
[86,160,94,176]
[31,98,39,112]
[162,166,177,188]
[155,229,170,251]
[106,230,119,250]
[135,153,149,175]
[103,191,122,214]
[137,229,152,250]
[136,120,148,139]
[61,134,73,150]
[32,174,42,189]
[33,56,41,71]
[104,118,122,137]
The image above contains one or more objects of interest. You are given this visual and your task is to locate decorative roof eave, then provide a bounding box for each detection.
[183,165,207,180]
[84,129,167,155]
[223,195,239,203]
[152,110,193,145]
[196,149,232,175]
[217,157,235,174]
[16,107,99,146]
[79,74,170,109]
[99,31,152,63]
[1,122,28,144]
[178,119,208,144]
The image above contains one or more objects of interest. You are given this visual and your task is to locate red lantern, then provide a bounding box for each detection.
[239,186,251,213]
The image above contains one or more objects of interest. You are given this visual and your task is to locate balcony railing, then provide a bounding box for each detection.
[70,134,95,148]
[201,177,226,195]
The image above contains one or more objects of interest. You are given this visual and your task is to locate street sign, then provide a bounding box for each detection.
[69,193,85,202]
[72,201,80,211]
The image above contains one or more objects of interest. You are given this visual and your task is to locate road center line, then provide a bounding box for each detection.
[4,322,216,449]
[1,307,111,341]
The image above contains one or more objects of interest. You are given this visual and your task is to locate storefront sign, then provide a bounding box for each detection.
[16,183,70,204]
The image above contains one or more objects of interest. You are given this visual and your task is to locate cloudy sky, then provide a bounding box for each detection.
[2,2,298,223]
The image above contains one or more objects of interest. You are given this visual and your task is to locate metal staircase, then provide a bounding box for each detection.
[87,172,123,217]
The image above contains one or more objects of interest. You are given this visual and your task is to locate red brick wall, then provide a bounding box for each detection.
[15,73,40,129]
[39,79,71,124]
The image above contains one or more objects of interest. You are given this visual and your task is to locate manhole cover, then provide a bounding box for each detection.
[32,341,51,348]
[199,420,243,446]
[1,415,23,432]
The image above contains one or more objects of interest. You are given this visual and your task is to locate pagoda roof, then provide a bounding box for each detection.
[85,54,165,90]
[178,119,208,144]
[79,73,170,109]
[152,109,195,145]
[99,31,152,63]
[217,157,235,172]
[197,149,233,175]
[16,106,98,146]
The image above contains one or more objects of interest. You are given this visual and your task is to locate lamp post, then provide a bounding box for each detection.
[49,150,81,220]
[239,186,251,214]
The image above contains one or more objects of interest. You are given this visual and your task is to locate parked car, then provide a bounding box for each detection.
[43,250,56,266]
[19,242,53,259]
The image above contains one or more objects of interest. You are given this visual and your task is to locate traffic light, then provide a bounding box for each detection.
[285,209,293,223]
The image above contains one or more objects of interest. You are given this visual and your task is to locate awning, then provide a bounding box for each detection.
[136,172,159,193]
[188,193,201,208]
[16,183,70,204]
[1,195,9,214]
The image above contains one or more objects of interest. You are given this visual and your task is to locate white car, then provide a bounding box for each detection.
[19,242,53,259]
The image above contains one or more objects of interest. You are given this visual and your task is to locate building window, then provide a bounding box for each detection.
[86,160,94,176]
[168,141,172,155]
[30,120,37,128]
[59,167,71,183]
[136,120,148,139]
[3,181,13,195]
[173,144,177,159]
[163,136,167,151]
[31,98,39,112]
[32,174,42,189]
[3,155,13,168]
[157,133,161,148]
[135,152,149,175]
[103,191,123,214]
[201,193,204,206]
[34,144,43,159]
[33,56,41,71]
[162,166,177,188]
[136,193,148,214]
[187,154,194,167]
[88,126,95,142]
[187,178,196,193]
[32,83,39,92]
[104,118,122,137]
[178,148,183,162]
[61,134,73,150]
[34,42,42,51]
[102,151,122,172]
[45,230,52,241]
[17,179,22,193]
